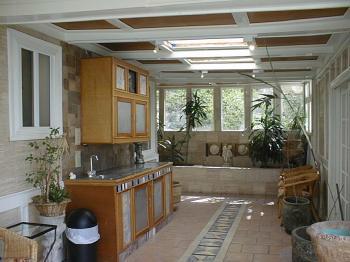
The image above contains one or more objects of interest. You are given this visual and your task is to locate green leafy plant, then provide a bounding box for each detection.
[25,128,69,203]
[288,107,306,136]
[249,94,285,167]
[181,90,208,163]
[158,134,185,164]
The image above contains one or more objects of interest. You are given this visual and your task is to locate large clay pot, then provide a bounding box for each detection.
[292,226,317,262]
[307,221,350,262]
[283,196,311,234]
[173,181,182,210]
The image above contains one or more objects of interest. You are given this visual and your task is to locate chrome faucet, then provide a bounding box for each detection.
[87,155,99,177]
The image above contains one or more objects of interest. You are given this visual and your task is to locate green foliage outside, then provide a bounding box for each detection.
[221,88,245,130]
[164,89,186,131]
[192,88,214,131]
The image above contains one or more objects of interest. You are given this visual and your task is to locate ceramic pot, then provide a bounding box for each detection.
[283,196,311,234]
[172,181,182,209]
[307,221,350,262]
[292,226,317,262]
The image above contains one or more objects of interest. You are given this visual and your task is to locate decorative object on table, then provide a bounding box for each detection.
[134,142,145,164]
[307,221,350,262]
[235,143,249,156]
[25,127,70,261]
[282,196,312,234]
[291,226,317,262]
[249,94,285,167]
[206,143,222,156]
[173,181,182,210]
[0,226,39,261]
[222,144,233,167]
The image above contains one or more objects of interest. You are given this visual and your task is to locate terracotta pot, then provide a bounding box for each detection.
[33,197,71,217]
[172,181,182,208]
[307,221,350,262]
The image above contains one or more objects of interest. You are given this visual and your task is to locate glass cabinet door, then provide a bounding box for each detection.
[153,177,164,223]
[115,97,133,137]
[135,101,147,136]
[121,190,132,247]
[116,66,126,91]
[134,184,149,235]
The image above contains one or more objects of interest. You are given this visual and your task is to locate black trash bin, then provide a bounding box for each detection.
[66,208,100,262]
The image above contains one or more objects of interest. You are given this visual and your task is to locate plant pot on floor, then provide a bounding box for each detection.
[282,196,312,234]
[173,181,182,210]
[292,226,317,262]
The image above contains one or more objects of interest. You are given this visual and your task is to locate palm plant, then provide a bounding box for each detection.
[181,90,208,163]
[249,94,285,167]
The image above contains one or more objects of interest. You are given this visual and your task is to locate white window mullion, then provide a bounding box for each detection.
[33,52,40,127]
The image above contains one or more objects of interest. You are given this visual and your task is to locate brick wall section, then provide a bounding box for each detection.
[0,25,134,197]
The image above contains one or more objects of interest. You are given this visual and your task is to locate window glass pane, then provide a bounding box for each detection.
[164,89,186,131]
[192,88,214,131]
[281,84,304,128]
[21,49,34,127]
[39,53,51,126]
[221,88,245,130]
[252,87,273,128]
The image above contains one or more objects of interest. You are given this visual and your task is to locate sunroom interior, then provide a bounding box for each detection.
[0,1,350,262]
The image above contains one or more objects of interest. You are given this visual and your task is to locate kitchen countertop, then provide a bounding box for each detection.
[65,162,172,186]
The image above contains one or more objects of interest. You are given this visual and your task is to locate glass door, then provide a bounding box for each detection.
[135,100,148,136]
[134,183,150,236]
[115,97,133,137]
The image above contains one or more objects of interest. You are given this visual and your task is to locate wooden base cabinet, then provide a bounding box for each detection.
[65,163,173,262]
[81,57,150,144]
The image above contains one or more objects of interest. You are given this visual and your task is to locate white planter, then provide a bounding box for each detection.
[39,214,66,262]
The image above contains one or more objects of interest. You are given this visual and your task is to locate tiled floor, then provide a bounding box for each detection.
[126,195,292,262]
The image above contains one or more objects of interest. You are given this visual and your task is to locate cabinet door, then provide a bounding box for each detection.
[121,190,132,248]
[134,184,149,236]
[153,177,164,223]
[135,101,148,136]
[115,97,133,137]
[116,66,126,91]
[128,70,137,93]
[164,173,172,216]
[139,74,148,96]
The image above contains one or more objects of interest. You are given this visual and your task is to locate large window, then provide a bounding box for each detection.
[221,87,245,130]
[251,87,273,128]
[8,29,62,141]
[164,88,186,131]
[281,84,305,129]
[193,88,214,131]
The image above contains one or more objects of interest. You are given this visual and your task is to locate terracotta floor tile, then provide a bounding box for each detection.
[242,244,269,254]
[126,195,291,262]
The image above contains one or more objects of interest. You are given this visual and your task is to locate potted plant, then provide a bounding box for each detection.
[25,128,70,217]
[181,90,208,164]
[249,94,285,167]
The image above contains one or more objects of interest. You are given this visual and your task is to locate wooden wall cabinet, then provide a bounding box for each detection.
[81,57,150,144]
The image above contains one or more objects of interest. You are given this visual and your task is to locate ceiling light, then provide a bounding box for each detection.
[153,45,159,53]
[190,63,258,71]
[170,49,251,59]
[201,72,204,78]
[252,74,256,78]
[249,42,255,51]
[167,38,247,50]
[200,70,208,79]
[188,57,254,64]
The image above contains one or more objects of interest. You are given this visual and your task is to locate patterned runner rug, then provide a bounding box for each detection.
[179,201,246,262]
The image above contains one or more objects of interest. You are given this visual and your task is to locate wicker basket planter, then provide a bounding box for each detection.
[33,196,71,217]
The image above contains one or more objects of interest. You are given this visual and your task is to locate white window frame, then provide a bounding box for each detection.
[8,29,62,141]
